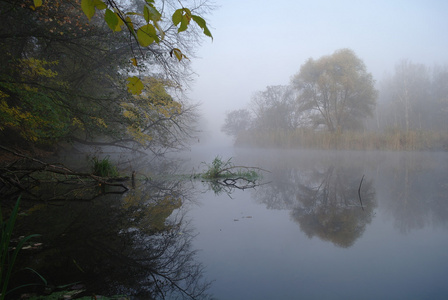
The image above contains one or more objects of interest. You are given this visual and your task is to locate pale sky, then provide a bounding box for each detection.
[188,0,448,145]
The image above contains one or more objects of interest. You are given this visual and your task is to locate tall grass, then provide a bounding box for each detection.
[201,156,260,180]
[91,156,119,177]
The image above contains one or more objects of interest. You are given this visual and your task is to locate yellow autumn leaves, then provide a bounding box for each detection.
[121,77,182,145]
[19,58,58,78]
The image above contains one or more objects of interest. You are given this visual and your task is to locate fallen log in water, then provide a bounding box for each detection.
[0,145,129,200]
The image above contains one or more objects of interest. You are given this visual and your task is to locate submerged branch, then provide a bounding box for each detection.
[217,165,270,177]
[198,156,270,195]
[0,145,129,199]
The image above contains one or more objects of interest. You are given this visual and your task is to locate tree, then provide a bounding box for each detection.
[78,0,213,92]
[0,0,211,153]
[221,109,253,138]
[120,76,199,154]
[250,85,299,131]
[387,60,430,132]
[374,61,448,132]
[431,65,448,130]
[291,49,377,132]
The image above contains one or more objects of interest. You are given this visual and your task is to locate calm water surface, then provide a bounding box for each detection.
[8,147,448,299]
[179,147,448,300]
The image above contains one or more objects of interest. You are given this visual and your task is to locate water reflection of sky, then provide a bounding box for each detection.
[184,149,448,299]
[9,148,447,299]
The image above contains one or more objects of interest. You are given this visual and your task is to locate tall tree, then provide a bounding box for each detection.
[0,0,210,152]
[377,60,432,132]
[390,60,430,132]
[250,85,299,131]
[431,65,448,130]
[291,49,377,132]
[221,109,253,139]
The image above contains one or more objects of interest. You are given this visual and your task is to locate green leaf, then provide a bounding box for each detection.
[183,8,192,18]
[173,8,191,33]
[81,0,95,21]
[136,24,157,47]
[143,4,161,23]
[191,15,206,28]
[127,76,144,95]
[172,9,182,25]
[143,5,150,23]
[179,15,189,32]
[93,0,106,10]
[105,9,118,31]
[115,15,124,31]
[192,15,213,39]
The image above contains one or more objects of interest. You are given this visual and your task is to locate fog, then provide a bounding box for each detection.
[189,0,448,146]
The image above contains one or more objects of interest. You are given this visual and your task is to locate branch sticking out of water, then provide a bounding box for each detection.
[201,156,268,180]
[199,156,269,194]
[358,174,365,211]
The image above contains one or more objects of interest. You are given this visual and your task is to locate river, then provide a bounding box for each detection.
[6,147,448,299]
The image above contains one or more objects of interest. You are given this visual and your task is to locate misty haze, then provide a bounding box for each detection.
[1,0,447,299]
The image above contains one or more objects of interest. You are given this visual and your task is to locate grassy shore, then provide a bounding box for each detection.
[235,129,448,151]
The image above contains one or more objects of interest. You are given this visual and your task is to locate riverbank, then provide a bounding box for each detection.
[234,129,448,151]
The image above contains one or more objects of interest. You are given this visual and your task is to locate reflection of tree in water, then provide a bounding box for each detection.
[292,166,376,247]
[383,154,448,234]
[254,167,305,210]
[255,165,376,248]
[12,179,211,299]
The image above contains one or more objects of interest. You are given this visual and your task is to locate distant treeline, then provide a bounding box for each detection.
[222,49,448,151]
[234,129,448,151]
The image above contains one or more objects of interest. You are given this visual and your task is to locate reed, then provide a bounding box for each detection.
[91,156,119,177]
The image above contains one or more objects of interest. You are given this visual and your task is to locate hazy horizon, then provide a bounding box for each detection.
[189,0,448,147]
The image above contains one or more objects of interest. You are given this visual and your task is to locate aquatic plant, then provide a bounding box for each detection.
[91,156,119,177]
[202,156,260,180]
[202,156,231,179]
[200,156,267,195]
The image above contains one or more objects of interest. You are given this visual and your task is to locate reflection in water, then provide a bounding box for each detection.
[6,149,448,299]
[236,149,448,241]
[187,149,448,299]
[11,177,211,299]
[379,152,448,233]
[290,166,376,248]
[253,160,376,247]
